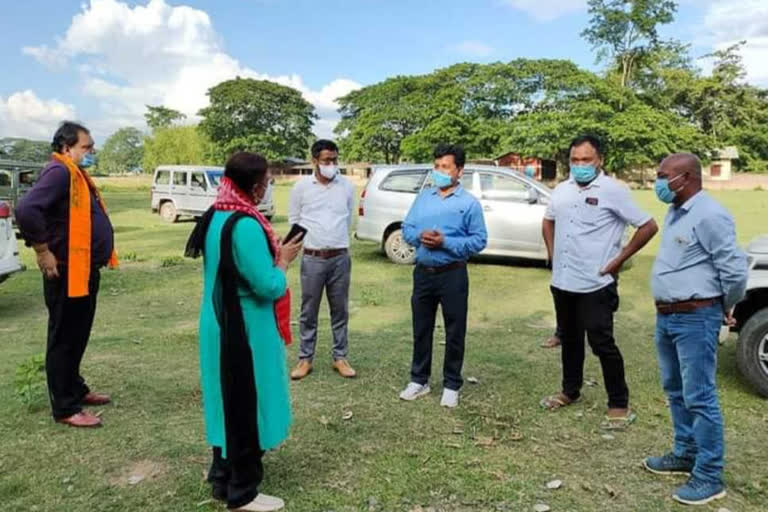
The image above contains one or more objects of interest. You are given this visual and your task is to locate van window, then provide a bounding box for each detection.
[172,171,188,186]
[155,171,170,185]
[191,171,207,190]
[479,172,528,202]
[0,171,10,187]
[379,170,428,193]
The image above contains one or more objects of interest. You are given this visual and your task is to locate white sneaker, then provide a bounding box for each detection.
[399,382,430,401]
[234,493,285,511]
[440,388,459,408]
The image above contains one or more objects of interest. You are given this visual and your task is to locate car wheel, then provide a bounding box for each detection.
[160,201,178,223]
[265,215,273,222]
[737,307,768,398]
[384,228,416,265]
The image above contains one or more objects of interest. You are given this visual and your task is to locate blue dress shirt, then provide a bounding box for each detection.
[402,185,487,267]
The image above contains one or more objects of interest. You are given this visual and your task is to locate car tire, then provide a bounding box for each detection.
[384,228,416,265]
[737,307,768,398]
[160,201,178,223]
[265,215,273,222]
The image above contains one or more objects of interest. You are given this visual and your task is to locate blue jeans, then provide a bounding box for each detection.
[655,304,724,484]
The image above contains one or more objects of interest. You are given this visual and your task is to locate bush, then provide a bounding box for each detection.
[14,354,46,410]
[160,255,185,267]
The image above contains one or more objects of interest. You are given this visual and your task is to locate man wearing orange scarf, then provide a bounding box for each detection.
[16,121,117,428]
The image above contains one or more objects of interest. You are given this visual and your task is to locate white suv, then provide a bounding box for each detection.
[0,201,24,284]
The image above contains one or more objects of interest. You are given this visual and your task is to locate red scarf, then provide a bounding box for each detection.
[213,177,292,345]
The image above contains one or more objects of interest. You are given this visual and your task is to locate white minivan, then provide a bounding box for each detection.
[150,165,275,222]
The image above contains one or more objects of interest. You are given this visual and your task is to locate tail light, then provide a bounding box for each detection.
[0,202,10,219]
[358,187,367,216]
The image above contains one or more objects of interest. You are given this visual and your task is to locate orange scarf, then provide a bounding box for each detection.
[52,153,118,298]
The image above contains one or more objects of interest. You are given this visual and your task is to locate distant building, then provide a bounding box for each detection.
[703,146,739,181]
[495,152,557,181]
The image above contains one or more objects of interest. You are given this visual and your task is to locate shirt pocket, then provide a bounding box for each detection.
[579,202,602,225]
[669,230,698,267]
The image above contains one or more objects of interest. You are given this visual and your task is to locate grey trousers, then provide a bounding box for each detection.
[299,253,351,361]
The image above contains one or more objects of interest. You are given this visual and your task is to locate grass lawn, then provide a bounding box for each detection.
[1,178,766,512]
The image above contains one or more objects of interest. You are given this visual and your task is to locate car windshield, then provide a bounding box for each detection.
[206,170,224,187]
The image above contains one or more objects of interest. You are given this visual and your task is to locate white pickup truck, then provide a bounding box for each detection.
[0,201,24,284]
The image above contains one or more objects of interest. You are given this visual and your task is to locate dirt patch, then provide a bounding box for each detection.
[110,459,168,488]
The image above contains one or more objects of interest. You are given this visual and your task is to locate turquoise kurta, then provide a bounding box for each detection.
[199,211,292,455]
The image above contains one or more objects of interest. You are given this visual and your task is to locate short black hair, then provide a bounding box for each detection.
[569,135,603,157]
[51,121,90,153]
[433,143,466,168]
[311,139,339,159]
[224,151,268,193]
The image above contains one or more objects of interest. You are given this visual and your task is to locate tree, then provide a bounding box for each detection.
[142,125,214,173]
[582,0,678,91]
[198,78,316,161]
[144,105,186,131]
[97,127,144,174]
[0,138,51,162]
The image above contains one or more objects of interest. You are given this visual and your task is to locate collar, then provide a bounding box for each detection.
[311,172,338,186]
[430,184,464,198]
[677,190,705,212]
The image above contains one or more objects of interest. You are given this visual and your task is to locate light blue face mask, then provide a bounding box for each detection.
[432,169,454,189]
[524,165,535,178]
[79,153,96,168]
[570,164,597,183]
[655,173,685,204]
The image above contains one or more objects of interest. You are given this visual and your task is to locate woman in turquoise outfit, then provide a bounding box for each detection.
[186,152,302,512]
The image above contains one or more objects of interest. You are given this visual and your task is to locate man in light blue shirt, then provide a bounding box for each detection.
[399,144,487,408]
[644,153,748,506]
[540,135,658,428]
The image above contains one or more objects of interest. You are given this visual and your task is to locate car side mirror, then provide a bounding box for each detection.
[526,188,539,204]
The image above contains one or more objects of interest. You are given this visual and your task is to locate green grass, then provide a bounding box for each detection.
[1,182,767,511]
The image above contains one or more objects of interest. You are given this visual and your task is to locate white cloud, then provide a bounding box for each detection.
[500,0,586,21]
[702,0,768,85]
[0,91,77,140]
[23,0,361,138]
[453,40,495,58]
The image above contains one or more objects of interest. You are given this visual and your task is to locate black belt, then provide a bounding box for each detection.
[304,248,348,259]
[417,261,466,274]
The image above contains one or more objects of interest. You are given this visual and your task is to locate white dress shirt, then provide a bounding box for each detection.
[288,173,356,250]
[544,172,652,293]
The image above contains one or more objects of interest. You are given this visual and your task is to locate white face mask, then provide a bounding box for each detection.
[319,164,338,180]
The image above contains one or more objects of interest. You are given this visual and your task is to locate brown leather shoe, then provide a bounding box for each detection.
[332,359,357,378]
[56,411,102,428]
[82,392,111,406]
[290,360,313,380]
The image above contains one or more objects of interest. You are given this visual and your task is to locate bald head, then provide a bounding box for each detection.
[657,152,703,205]
[660,153,702,179]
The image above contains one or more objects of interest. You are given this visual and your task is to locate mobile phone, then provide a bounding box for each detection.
[285,224,308,243]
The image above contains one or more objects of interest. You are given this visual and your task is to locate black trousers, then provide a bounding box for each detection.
[410,264,469,391]
[551,282,629,408]
[208,447,265,509]
[43,267,100,419]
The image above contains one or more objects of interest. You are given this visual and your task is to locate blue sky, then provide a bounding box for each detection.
[2,0,766,142]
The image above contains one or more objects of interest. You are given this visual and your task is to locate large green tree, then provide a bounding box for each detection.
[582,0,678,91]
[142,125,214,173]
[0,138,51,162]
[97,127,144,174]
[144,105,186,131]
[198,78,316,161]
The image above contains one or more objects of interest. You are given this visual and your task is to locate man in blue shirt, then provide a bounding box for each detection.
[398,144,487,408]
[540,135,658,429]
[644,153,748,506]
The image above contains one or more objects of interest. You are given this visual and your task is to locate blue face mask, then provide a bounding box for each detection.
[570,164,597,183]
[432,169,454,189]
[80,153,96,168]
[655,174,685,204]
[524,165,535,178]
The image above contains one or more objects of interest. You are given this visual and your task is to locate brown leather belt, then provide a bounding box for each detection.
[304,248,348,259]
[417,261,466,274]
[655,297,721,315]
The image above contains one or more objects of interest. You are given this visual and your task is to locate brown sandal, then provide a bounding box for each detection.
[540,392,579,411]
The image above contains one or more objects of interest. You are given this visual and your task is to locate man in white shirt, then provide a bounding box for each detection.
[288,140,357,380]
